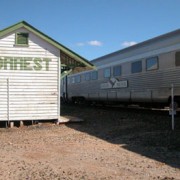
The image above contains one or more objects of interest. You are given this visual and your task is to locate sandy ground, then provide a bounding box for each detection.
[0,105,179,180]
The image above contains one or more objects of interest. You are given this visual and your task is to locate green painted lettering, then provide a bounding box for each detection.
[0,57,52,71]
[33,58,42,71]
[24,58,33,71]
[0,59,3,69]
[43,58,51,71]
[4,58,13,70]
[14,58,24,70]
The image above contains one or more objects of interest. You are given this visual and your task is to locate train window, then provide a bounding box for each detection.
[91,71,98,80]
[131,61,142,73]
[104,68,111,78]
[67,77,70,84]
[71,77,75,83]
[175,51,180,66]
[113,66,121,76]
[146,57,158,71]
[85,73,91,81]
[75,75,81,83]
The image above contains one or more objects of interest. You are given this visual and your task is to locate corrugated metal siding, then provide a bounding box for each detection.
[0,28,59,121]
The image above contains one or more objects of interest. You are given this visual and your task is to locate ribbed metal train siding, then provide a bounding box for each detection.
[68,65,180,103]
[0,28,59,121]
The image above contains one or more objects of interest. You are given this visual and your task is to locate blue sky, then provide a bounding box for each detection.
[1,0,180,60]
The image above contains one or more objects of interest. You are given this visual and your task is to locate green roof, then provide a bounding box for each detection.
[0,21,95,70]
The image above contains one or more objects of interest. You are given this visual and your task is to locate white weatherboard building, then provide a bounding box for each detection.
[0,21,94,124]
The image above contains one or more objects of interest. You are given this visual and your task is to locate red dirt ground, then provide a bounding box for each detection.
[0,105,179,179]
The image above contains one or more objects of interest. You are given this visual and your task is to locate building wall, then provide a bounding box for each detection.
[0,28,60,121]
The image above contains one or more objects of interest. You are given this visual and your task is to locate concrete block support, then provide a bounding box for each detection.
[20,121,24,127]
[9,122,14,128]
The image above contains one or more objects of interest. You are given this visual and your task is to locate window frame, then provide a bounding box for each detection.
[85,72,91,81]
[67,77,70,84]
[103,67,111,78]
[113,65,121,76]
[71,77,75,84]
[131,60,142,74]
[175,51,180,66]
[146,56,159,71]
[15,32,29,46]
[75,75,81,83]
[91,71,98,80]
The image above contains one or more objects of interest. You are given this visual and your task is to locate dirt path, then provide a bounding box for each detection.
[0,105,179,179]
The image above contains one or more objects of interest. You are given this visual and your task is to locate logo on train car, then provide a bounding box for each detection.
[100,78,128,89]
[0,57,51,71]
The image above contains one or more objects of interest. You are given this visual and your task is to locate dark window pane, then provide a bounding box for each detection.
[91,71,98,80]
[75,75,81,83]
[85,73,91,81]
[113,66,121,76]
[146,57,158,71]
[104,68,111,78]
[132,61,142,73]
[16,33,29,45]
[175,51,180,66]
[71,77,75,83]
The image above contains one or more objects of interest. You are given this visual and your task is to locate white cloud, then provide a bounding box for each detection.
[76,40,103,47]
[76,42,85,46]
[88,40,103,46]
[121,41,137,48]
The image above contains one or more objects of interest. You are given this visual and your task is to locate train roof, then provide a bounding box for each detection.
[91,29,180,65]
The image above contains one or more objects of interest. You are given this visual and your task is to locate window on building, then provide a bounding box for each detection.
[104,68,111,78]
[75,75,81,83]
[175,51,180,66]
[146,56,158,71]
[91,71,98,80]
[113,66,121,76]
[132,61,142,73]
[85,72,91,81]
[15,32,29,45]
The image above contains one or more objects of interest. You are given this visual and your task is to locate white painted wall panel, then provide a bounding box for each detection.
[0,79,8,120]
[0,28,60,121]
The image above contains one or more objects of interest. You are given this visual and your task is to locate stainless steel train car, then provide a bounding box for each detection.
[61,29,180,108]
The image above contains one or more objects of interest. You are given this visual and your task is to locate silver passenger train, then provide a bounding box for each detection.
[61,29,180,108]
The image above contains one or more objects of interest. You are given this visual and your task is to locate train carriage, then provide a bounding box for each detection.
[62,29,180,108]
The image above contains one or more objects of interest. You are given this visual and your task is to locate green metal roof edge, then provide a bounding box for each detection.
[0,21,95,69]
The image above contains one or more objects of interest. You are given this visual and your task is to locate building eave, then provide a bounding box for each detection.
[0,21,95,71]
